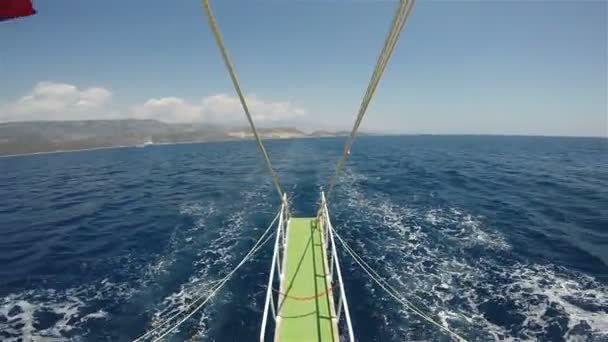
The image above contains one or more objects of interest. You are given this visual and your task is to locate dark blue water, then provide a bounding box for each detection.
[0,136,606,341]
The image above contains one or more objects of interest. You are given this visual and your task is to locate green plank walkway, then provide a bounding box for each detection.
[275,217,338,342]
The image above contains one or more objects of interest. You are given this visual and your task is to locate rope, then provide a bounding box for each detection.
[329,225,467,342]
[326,0,416,199]
[273,285,335,301]
[201,0,284,200]
[133,209,281,342]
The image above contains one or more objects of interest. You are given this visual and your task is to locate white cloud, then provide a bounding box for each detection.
[131,93,306,123]
[1,81,112,121]
[76,87,112,108]
[131,97,203,123]
[0,82,305,124]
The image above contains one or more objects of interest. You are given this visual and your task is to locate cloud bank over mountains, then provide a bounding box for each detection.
[131,93,305,124]
[0,81,306,124]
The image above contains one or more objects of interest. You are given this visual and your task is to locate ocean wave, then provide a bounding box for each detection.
[478,263,608,340]
[0,284,117,342]
[140,187,270,340]
[334,169,608,341]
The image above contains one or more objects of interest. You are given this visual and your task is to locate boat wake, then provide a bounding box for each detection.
[0,283,120,341]
[332,170,608,341]
[0,184,273,341]
[139,186,273,340]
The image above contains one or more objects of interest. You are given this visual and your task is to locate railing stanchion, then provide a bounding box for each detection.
[270,291,276,320]
[259,202,285,342]
[321,191,355,342]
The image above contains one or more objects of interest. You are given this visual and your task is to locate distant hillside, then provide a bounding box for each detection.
[309,130,351,137]
[0,120,350,156]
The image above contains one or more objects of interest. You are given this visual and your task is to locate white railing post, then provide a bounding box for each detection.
[275,254,282,285]
[276,225,283,277]
[259,203,285,342]
[270,290,276,319]
[281,194,288,249]
[321,192,356,342]
[328,226,335,280]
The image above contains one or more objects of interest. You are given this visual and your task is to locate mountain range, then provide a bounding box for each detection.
[0,120,352,156]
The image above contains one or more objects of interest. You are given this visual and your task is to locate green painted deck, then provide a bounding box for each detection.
[275,217,338,342]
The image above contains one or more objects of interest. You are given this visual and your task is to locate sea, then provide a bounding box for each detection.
[0,135,606,341]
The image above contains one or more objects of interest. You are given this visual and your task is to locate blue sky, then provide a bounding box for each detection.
[0,0,606,137]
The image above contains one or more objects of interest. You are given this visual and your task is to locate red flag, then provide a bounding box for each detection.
[0,0,36,21]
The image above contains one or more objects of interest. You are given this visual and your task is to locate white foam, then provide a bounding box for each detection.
[0,199,225,341]
[0,289,105,342]
[335,168,608,340]
[505,264,608,339]
[425,207,510,251]
[142,187,269,339]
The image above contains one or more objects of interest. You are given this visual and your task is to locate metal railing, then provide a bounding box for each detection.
[259,194,288,342]
[320,191,355,342]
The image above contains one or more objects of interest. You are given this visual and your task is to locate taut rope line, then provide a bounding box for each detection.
[202,0,284,199]
[326,0,416,200]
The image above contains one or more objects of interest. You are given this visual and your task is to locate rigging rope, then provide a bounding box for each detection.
[326,0,415,200]
[133,209,281,342]
[329,224,467,342]
[139,0,423,339]
[201,0,284,199]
